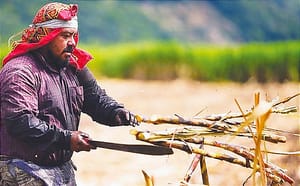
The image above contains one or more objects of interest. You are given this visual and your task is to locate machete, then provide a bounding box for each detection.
[88,140,174,156]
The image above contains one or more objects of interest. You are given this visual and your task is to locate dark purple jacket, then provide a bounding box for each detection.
[0,52,124,166]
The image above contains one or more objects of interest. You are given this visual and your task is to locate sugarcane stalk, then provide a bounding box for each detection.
[200,93,300,121]
[272,106,298,114]
[138,115,288,144]
[148,139,286,184]
[142,170,154,186]
[133,93,299,185]
[140,115,232,131]
[199,145,209,185]
[252,150,300,156]
[185,138,294,184]
[131,127,286,145]
[183,139,209,185]
[183,146,201,182]
[185,126,286,143]
[272,93,300,107]
[253,93,268,186]
[193,104,298,122]
[233,132,286,143]
[131,130,294,185]
[255,127,300,137]
[186,93,300,125]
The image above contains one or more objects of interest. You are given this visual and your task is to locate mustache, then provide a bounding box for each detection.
[63,45,75,53]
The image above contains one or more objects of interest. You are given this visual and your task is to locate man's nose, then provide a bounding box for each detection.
[68,37,76,47]
[67,40,75,51]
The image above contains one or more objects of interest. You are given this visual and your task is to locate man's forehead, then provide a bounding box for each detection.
[61,28,78,34]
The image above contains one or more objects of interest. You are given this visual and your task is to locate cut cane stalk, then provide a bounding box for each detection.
[133,93,299,185]
[131,129,294,184]
[136,136,294,185]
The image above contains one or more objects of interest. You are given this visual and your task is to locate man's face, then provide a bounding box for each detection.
[46,28,78,68]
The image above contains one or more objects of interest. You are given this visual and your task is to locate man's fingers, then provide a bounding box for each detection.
[128,112,140,127]
[79,132,97,149]
[71,131,95,152]
[79,132,89,138]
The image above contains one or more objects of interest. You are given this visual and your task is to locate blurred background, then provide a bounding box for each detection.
[0,0,299,185]
[1,0,300,43]
[0,0,299,82]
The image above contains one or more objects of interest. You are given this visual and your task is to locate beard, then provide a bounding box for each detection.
[46,48,71,69]
[38,44,75,69]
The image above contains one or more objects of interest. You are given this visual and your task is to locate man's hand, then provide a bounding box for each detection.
[70,131,96,152]
[115,108,140,127]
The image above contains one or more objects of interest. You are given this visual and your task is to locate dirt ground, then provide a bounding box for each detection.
[72,79,300,186]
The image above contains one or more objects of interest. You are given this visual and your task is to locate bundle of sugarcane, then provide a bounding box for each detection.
[132,93,299,185]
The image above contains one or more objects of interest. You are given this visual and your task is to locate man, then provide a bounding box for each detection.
[0,2,139,185]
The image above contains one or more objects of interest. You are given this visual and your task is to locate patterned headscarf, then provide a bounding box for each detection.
[3,2,92,69]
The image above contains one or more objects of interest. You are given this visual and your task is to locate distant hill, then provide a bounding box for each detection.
[0,0,299,44]
[210,0,300,42]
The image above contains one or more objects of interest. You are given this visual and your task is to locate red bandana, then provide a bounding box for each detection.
[2,2,92,69]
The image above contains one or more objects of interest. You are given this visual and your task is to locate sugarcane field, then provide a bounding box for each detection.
[73,79,299,186]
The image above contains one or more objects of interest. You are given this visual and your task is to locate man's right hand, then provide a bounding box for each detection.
[70,131,96,152]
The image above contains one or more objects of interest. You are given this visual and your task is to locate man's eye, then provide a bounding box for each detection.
[62,34,70,38]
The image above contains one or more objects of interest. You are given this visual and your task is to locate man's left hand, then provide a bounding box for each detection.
[114,108,140,127]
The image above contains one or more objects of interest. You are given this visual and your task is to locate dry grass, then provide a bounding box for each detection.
[73,79,299,186]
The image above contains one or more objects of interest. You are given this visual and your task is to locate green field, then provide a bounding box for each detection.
[1,40,299,82]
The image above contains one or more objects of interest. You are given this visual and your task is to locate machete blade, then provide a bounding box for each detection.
[88,140,173,156]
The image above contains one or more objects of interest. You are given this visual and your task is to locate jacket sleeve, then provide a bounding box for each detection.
[0,62,71,152]
[77,67,124,126]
